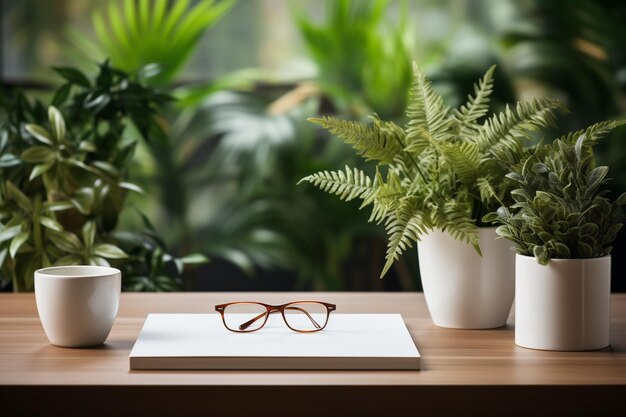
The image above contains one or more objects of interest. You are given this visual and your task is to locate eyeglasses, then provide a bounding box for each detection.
[215,301,336,333]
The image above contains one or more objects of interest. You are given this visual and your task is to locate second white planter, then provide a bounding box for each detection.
[417,227,515,329]
[515,254,611,351]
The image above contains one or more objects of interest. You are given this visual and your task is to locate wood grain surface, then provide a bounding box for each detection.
[1,292,625,417]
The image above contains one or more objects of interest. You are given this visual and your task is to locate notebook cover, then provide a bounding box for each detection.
[129,313,420,370]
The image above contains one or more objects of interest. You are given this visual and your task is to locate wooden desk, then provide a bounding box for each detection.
[1,293,625,417]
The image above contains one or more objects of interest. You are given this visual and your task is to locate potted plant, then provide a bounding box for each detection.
[300,63,562,328]
[0,62,206,292]
[485,120,625,350]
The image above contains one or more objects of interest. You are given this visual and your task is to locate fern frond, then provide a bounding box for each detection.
[381,198,432,277]
[453,65,495,140]
[478,97,563,163]
[440,140,480,181]
[439,200,479,252]
[406,64,453,150]
[308,115,404,164]
[558,119,626,146]
[299,166,374,202]
[476,177,497,205]
[365,169,405,223]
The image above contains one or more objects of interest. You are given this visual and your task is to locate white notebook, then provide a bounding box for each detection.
[129,314,420,370]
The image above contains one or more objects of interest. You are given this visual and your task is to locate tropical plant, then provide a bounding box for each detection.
[484,120,626,265]
[293,0,413,119]
[170,90,378,290]
[300,64,563,277]
[68,0,235,85]
[0,62,204,291]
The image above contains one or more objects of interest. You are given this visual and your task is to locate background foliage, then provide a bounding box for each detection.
[1,0,625,291]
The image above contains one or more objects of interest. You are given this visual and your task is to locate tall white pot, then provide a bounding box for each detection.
[417,227,515,329]
[515,254,610,351]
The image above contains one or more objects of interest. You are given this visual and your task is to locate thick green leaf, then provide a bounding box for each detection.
[39,217,63,232]
[54,254,83,266]
[48,230,83,254]
[93,243,127,259]
[24,124,53,145]
[49,106,66,142]
[0,225,23,244]
[6,181,32,212]
[44,201,75,212]
[118,181,144,193]
[9,231,29,258]
[89,256,110,266]
[78,141,98,153]
[180,253,209,264]
[0,154,21,168]
[533,245,549,265]
[53,66,91,88]
[82,221,96,251]
[29,163,53,181]
[51,83,72,107]
[586,166,608,190]
[21,146,55,163]
[578,241,593,258]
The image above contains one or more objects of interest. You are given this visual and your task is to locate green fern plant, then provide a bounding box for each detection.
[484,120,626,265]
[300,64,563,277]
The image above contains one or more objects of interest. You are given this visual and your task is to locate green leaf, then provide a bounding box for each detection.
[21,146,55,163]
[586,166,608,190]
[39,217,63,232]
[0,154,21,168]
[93,243,127,259]
[533,245,550,265]
[0,247,7,268]
[51,83,72,107]
[82,221,96,251]
[29,163,54,181]
[53,66,91,88]
[54,254,83,266]
[48,230,83,254]
[92,161,119,177]
[0,225,23,244]
[89,256,110,266]
[180,253,209,264]
[578,241,593,258]
[9,231,29,258]
[78,141,98,153]
[24,124,53,145]
[553,242,571,258]
[44,201,75,212]
[6,181,32,212]
[118,181,144,193]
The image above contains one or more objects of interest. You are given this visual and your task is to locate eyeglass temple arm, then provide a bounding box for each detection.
[239,311,270,331]
[285,306,322,329]
[238,306,322,330]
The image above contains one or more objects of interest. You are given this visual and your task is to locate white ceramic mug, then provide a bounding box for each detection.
[35,265,121,347]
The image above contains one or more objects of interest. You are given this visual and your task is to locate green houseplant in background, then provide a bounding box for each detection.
[0,62,205,292]
[301,64,563,328]
[294,0,413,120]
[485,120,625,350]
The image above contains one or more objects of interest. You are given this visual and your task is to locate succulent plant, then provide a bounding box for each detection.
[484,120,626,264]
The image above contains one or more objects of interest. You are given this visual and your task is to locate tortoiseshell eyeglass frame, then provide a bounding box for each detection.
[215,301,337,333]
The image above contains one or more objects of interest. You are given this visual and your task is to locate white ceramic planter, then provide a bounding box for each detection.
[515,254,610,351]
[417,227,515,329]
